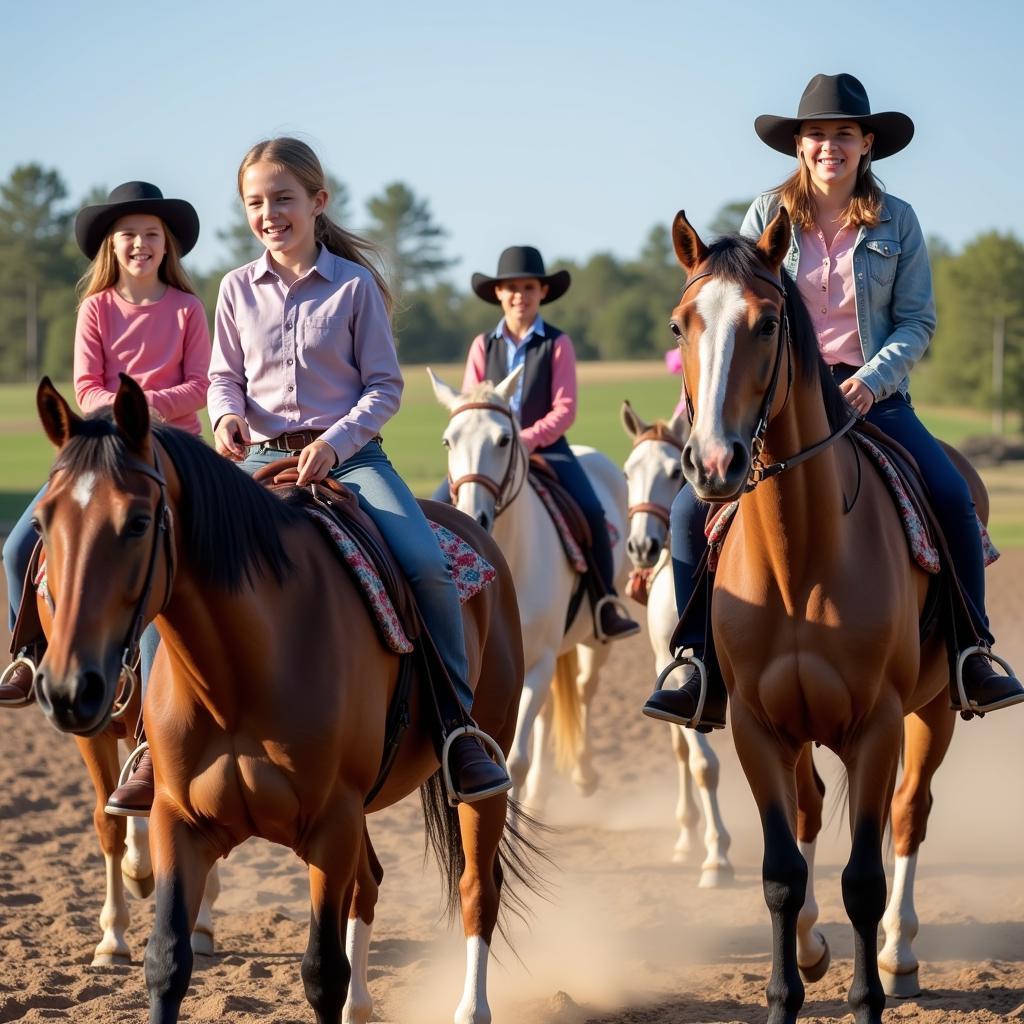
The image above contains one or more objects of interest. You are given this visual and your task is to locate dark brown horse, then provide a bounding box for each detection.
[31,375,531,1024]
[666,207,988,1023]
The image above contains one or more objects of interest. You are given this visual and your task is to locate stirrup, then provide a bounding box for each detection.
[952,644,1017,720]
[111,651,139,722]
[592,594,639,642]
[0,654,37,707]
[649,649,710,729]
[115,740,150,791]
[440,726,511,807]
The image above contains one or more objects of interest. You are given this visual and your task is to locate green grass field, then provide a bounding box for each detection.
[2,362,1021,546]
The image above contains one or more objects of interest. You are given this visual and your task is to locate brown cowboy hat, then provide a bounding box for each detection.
[471,246,571,305]
[75,181,200,260]
[754,73,915,161]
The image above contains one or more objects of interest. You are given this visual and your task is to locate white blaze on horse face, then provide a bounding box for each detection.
[72,471,98,510]
[691,279,746,466]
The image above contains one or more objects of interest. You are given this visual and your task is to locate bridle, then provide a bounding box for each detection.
[677,265,856,495]
[445,401,528,517]
[626,424,685,529]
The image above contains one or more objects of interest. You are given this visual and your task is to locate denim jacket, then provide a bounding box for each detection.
[740,191,936,401]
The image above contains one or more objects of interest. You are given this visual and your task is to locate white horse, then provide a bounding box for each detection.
[621,400,733,887]
[429,367,632,814]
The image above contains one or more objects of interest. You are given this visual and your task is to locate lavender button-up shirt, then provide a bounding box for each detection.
[208,246,403,464]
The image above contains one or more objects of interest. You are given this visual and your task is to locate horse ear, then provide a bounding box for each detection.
[427,367,461,411]
[113,373,151,453]
[494,363,525,405]
[37,377,83,449]
[667,410,690,444]
[671,210,708,273]
[621,399,648,439]
[757,206,792,271]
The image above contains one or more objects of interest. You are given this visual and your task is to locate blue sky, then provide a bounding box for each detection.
[6,0,1021,284]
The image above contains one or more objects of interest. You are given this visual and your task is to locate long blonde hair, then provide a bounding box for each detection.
[237,137,393,315]
[776,147,884,231]
[77,219,195,304]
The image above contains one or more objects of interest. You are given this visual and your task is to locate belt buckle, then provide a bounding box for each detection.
[282,431,306,451]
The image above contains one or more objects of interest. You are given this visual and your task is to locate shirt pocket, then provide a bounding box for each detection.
[302,315,351,357]
[865,240,901,286]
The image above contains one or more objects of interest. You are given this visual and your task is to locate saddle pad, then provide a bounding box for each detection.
[530,477,588,573]
[703,440,999,574]
[305,509,497,654]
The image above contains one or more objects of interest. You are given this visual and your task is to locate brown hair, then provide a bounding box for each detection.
[237,137,393,315]
[77,218,196,304]
[776,143,884,231]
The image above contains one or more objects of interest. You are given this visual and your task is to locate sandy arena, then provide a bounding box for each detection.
[1,552,1022,1023]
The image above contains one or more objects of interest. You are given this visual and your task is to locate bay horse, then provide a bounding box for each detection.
[30,375,532,1024]
[666,207,989,1022]
[429,366,630,814]
[620,401,733,886]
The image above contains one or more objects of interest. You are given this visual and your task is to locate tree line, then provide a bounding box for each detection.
[0,163,1021,423]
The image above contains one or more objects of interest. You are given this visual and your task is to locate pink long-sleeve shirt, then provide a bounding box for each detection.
[208,247,402,465]
[73,286,211,435]
[461,323,577,452]
[796,224,863,368]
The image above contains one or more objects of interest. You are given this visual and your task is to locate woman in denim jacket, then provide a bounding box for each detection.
[643,73,1023,730]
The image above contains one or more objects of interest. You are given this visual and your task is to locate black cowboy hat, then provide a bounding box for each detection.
[754,73,915,161]
[471,246,571,305]
[74,181,200,260]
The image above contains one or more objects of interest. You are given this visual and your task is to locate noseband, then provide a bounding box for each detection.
[446,402,528,517]
[627,425,685,529]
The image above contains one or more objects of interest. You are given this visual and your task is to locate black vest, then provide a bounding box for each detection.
[482,322,562,430]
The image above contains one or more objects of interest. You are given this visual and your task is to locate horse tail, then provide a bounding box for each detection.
[420,776,551,946]
[551,648,582,774]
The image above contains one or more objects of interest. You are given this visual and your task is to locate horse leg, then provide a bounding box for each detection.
[690,730,732,888]
[191,862,220,956]
[122,815,155,899]
[731,706,807,1024]
[571,642,606,796]
[509,652,556,813]
[145,807,219,1024]
[879,691,954,998]
[75,733,131,965]
[454,792,508,1024]
[841,710,903,1024]
[301,797,363,1024]
[343,826,383,1024]
[669,724,700,862]
[794,744,829,982]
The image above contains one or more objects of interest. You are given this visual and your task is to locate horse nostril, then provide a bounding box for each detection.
[475,510,491,533]
[76,669,108,724]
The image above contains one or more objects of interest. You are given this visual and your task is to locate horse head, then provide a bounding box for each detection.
[669,207,792,501]
[32,375,174,736]
[620,400,686,568]
[428,365,527,533]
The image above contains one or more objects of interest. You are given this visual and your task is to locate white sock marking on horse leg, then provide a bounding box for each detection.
[454,935,491,1024]
[72,471,97,510]
[797,839,826,967]
[343,917,373,1024]
[93,851,131,964]
[122,815,152,882]
[693,733,732,886]
[880,852,920,978]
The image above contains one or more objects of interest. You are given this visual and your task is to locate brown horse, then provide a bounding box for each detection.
[666,207,988,1023]
[30,375,532,1024]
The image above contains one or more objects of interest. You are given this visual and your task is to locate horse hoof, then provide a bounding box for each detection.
[92,950,131,967]
[123,872,155,900]
[191,928,215,957]
[798,934,831,983]
[880,966,920,998]
[698,864,734,889]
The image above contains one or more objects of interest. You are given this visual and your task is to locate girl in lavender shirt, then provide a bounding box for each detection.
[208,137,510,804]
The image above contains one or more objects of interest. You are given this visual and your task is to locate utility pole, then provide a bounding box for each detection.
[992,314,1005,436]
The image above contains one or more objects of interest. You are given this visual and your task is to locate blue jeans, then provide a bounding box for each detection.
[669,380,994,649]
[241,439,474,711]
[3,482,160,691]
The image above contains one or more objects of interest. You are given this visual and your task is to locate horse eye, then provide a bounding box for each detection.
[669,320,684,339]
[441,437,451,448]
[30,517,42,535]
[125,514,152,538]
[498,434,511,448]
[761,320,778,337]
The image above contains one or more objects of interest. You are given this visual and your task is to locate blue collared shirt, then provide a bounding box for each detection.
[497,314,545,417]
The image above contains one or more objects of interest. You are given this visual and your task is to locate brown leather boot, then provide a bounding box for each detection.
[596,598,641,642]
[105,748,154,817]
[642,658,727,732]
[956,650,1024,717]
[446,733,512,804]
[0,657,37,707]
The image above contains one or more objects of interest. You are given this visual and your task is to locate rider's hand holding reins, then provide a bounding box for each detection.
[839,377,875,416]
[297,440,338,486]
[214,414,251,461]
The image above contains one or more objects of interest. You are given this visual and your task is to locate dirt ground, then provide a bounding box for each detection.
[1,552,1022,1023]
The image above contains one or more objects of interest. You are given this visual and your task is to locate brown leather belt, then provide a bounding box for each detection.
[262,429,325,452]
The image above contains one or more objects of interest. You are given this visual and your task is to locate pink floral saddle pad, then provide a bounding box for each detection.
[704,437,998,574]
[529,475,620,574]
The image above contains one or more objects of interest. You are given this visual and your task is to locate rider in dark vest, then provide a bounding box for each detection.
[437,245,639,641]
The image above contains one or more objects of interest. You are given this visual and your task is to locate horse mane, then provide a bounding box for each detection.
[52,413,301,591]
[703,235,851,432]
[465,380,506,405]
